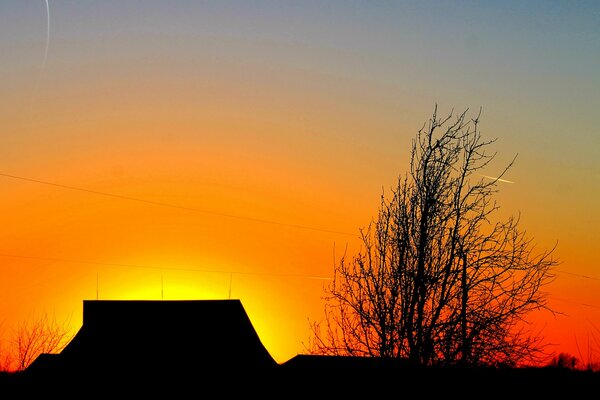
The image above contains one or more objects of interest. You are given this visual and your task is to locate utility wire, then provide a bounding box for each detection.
[0,172,357,237]
[0,252,332,280]
[0,252,595,284]
[1,173,598,293]
[552,296,600,310]
[556,269,600,281]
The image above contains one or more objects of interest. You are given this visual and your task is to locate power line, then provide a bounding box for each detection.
[1,251,595,285]
[1,254,597,308]
[556,269,600,282]
[552,296,600,310]
[2,173,598,291]
[0,252,332,281]
[0,172,357,237]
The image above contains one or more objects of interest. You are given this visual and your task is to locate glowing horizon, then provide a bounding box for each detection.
[0,1,599,369]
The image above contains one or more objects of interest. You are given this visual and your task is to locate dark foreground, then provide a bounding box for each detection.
[2,356,599,397]
[2,300,598,396]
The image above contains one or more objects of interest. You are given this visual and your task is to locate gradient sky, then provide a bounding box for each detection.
[1,1,599,365]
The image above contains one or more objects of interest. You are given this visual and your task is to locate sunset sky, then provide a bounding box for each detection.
[1,1,599,365]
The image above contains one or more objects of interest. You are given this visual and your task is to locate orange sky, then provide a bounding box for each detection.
[0,2,599,366]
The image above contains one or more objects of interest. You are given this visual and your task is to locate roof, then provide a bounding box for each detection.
[26,299,276,384]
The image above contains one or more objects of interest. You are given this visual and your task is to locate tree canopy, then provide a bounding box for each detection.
[310,106,557,366]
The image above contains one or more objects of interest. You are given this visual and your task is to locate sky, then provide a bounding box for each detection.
[0,1,599,366]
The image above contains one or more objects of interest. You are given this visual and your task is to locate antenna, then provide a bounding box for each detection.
[228,273,232,299]
[161,274,164,300]
[96,272,99,300]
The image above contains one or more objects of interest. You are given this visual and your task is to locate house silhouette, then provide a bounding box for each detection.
[24,299,277,391]
[16,299,600,396]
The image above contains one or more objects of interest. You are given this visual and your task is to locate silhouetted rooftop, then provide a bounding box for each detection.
[14,299,600,396]
[25,299,276,388]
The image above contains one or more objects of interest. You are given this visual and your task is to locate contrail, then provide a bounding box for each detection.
[42,0,50,70]
[29,0,50,112]
[478,174,514,184]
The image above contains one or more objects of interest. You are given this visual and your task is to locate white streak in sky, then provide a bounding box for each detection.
[30,1,50,112]
[42,0,50,69]
[479,174,515,184]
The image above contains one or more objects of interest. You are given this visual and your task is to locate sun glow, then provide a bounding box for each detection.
[0,1,597,371]
[94,268,232,301]
[85,265,302,362]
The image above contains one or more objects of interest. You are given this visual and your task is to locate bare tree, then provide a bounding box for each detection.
[309,105,557,366]
[0,323,14,372]
[548,353,579,369]
[12,312,73,371]
[0,351,12,373]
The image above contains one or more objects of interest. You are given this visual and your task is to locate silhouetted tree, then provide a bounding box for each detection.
[573,328,600,371]
[13,312,72,371]
[549,353,578,369]
[0,327,13,372]
[309,105,557,366]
